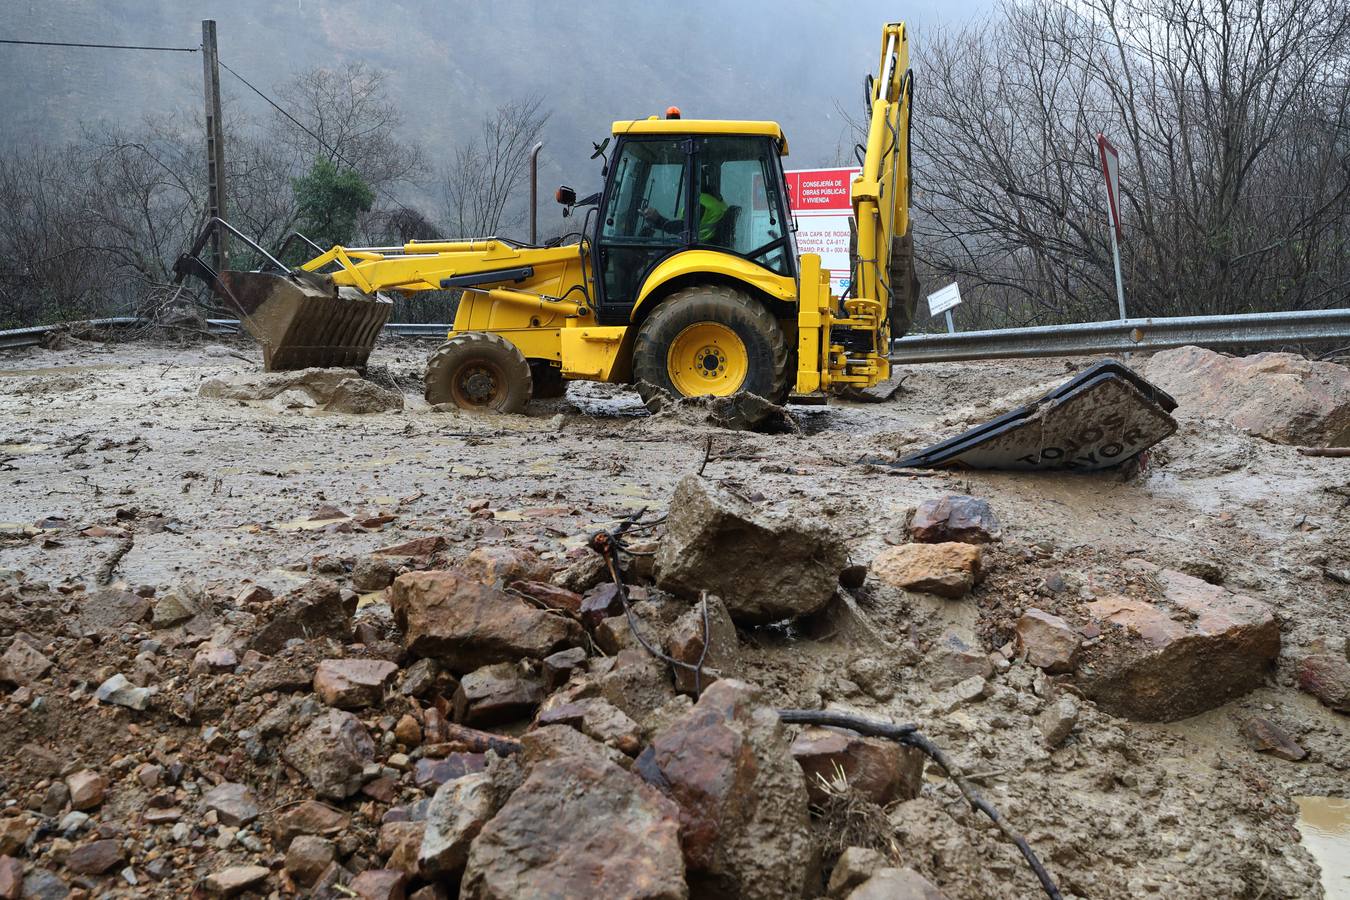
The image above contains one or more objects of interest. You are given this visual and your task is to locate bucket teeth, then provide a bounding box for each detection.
[215,271,392,371]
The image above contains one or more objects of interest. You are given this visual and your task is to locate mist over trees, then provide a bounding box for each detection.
[1,0,1347,330]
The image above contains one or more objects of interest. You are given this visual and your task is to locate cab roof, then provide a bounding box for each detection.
[610,118,789,155]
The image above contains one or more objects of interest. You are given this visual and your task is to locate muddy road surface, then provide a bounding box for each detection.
[0,337,1346,898]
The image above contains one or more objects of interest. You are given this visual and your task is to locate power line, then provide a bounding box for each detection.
[218,56,423,217]
[0,38,198,52]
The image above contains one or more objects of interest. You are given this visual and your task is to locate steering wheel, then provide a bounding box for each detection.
[637,198,656,237]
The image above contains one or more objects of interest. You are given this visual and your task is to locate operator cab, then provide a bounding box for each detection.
[589,118,794,325]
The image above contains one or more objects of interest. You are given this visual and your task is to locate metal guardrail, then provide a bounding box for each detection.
[5,309,1349,361]
[889,308,1350,364]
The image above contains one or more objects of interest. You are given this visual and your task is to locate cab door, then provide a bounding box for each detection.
[593,138,692,325]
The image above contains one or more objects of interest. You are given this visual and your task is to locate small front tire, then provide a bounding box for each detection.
[425,332,533,414]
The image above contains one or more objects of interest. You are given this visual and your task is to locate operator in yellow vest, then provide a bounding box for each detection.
[643,164,729,242]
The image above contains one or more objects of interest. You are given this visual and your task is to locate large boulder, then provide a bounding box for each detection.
[313,659,398,710]
[282,709,377,800]
[461,756,686,900]
[419,771,495,879]
[390,571,581,673]
[1144,346,1350,446]
[654,476,847,624]
[638,679,814,900]
[1077,561,1279,721]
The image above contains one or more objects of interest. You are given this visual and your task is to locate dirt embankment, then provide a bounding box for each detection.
[0,339,1345,899]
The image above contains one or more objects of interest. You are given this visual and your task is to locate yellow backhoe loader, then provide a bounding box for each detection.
[175,22,917,416]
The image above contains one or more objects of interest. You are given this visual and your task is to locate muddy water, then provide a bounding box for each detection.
[1297,796,1350,900]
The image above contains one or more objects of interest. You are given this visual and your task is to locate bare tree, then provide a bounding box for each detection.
[914,0,1350,328]
[442,97,551,238]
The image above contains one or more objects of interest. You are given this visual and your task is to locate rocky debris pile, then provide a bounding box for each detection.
[199,367,404,415]
[1144,345,1350,446]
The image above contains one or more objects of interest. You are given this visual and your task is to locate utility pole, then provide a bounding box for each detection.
[201,20,227,270]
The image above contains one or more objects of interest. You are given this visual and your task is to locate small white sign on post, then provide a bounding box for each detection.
[927,282,962,333]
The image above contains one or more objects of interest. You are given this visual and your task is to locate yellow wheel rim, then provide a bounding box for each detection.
[666,322,748,397]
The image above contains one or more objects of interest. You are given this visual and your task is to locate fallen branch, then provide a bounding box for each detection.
[96,535,134,586]
[1297,446,1350,458]
[777,709,1062,900]
[427,723,523,757]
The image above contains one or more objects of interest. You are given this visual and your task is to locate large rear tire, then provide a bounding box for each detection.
[425,332,533,414]
[633,285,788,410]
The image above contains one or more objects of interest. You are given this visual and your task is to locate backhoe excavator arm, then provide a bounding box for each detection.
[852,21,912,336]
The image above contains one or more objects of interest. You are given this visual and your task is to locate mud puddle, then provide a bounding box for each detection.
[1297,796,1350,899]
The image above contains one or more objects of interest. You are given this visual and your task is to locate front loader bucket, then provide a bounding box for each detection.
[215,270,392,371]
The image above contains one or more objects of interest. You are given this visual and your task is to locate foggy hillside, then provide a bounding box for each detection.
[2,0,979,211]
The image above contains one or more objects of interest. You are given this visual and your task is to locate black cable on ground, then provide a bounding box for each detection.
[777,708,1063,900]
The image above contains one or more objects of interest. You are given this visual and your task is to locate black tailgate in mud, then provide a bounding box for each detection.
[887,361,1178,471]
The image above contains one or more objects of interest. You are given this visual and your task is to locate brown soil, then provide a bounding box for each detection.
[0,337,1346,898]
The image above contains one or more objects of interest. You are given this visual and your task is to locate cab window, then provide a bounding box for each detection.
[694,138,790,276]
[601,140,688,240]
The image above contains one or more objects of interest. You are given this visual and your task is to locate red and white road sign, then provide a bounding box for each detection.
[785,167,860,294]
[1097,134,1122,239]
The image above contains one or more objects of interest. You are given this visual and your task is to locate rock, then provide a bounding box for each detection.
[202,864,270,896]
[65,770,106,811]
[452,663,543,725]
[379,821,425,878]
[390,571,581,673]
[827,847,885,898]
[66,839,123,875]
[847,867,946,899]
[394,713,422,746]
[518,725,632,771]
[1078,562,1280,721]
[1016,608,1081,673]
[273,800,350,848]
[283,709,377,799]
[0,856,21,900]
[935,675,988,712]
[552,554,607,593]
[510,580,583,615]
[19,870,67,900]
[925,629,993,688]
[909,495,1001,544]
[790,726,923,806]
[542,646,588,690]
[419,771,495,878]
[413,753,488,791]
[202,782,260,826]
[94,673,152,710]
[461,756,685,900]
[286,834,337,886]
[376,536,447,559]
[192,646,238,674]
[536,697,643,755]
[1297,653,1350,713]
[0,639,51,686]
[77,589,151,632]
[654,475,848,624]
[1241,716,1307,761]
[0,821,26,857]
[400,657,445,697]
[150,591,199,628]
[353,557,400,592]
[314,658,398,709]
[1038,696,1080,748]
[1144,346,1350,446]
[249,579,355,655]
[664,594,738,694]
[460,546,551,585]
[870,543,982,598]
[325,377,404,414]
[350,869,407,900]
[639,678,813,899]
[579,582,625,629]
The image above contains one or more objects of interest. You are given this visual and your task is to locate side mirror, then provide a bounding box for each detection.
[555,185,577,207]
[590,138,610,160]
